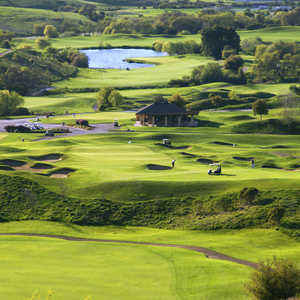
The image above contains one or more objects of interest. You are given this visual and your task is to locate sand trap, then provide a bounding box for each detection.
[49,168,76,178]
[31,163,54,170]
[0,165,14,171]
[271,145,289,149]
[180,152,196,158]
[261,164,282,169]
[0,159,26,167]
[155,143,189,150]
[146,164,172,170]
[197,158,214,164]
[232,156,253,161]
[29,153,62,162]
[212,141,234,146]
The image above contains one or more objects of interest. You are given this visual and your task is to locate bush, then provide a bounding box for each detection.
[76,119,89,126]
[239,187,259,204]
[14,107,30,116]
[5,125,32,133]
[245,257,300,300]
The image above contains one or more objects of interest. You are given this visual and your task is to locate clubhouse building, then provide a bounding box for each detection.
[135,100,198,127]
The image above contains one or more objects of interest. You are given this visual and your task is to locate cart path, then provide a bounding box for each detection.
[0,232,258,269]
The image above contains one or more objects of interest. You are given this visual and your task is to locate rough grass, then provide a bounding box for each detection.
[0,6,94,34]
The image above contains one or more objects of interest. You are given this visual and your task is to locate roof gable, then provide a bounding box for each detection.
[136,100,186,115]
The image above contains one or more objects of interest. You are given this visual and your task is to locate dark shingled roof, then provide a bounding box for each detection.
[136,100,186,115]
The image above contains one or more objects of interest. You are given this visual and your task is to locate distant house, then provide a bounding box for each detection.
[135,100,198,127]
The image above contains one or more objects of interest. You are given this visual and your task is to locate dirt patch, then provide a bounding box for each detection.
[0,165,14,171]
[197,158,214,164]
[155,143,189,149]
[49,167,76,178]
[0,159,26,167]
[29,153,62,162]
[212,141,234,146]
[31,163,54,170]
[180,152,196,158]
[146,164,172,170]
[232,156,253,161]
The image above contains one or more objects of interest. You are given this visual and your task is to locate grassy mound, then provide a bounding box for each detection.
[0,174,299,237]
[232,119,300,134]
[0,6,94,34]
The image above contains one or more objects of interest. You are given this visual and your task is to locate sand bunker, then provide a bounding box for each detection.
[180,152,196,158]
[146,164,172,170]
[232,156,253,161]
[261,163,282,169]
[29,153,62,162]
[0,165,14,171]
[271,145,289,149]
[0,159,26,167]
[31,163,54,170]
[49,168,76,178]
[212,141,234,146]
[155,143,189,150]
[197,158,214,164]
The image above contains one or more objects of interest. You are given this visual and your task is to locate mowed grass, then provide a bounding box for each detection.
[54,55,212,89]
[1,221,300,265]
[2,109,300,199]
[0,234,251,300]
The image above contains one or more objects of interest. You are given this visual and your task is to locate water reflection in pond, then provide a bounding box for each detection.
[81,48,168,69]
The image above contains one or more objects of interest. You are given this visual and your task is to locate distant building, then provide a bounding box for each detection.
[135,100,198,127]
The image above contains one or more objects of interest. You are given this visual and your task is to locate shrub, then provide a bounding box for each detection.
[44,25,59,38]
[5,125,32,133]
[245,257,300,300]
[14,107,30,116]
[71,53,89,68]
[76,119,89,126]
[239,187,259,204]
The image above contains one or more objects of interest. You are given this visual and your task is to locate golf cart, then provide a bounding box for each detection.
[208,163,221,175]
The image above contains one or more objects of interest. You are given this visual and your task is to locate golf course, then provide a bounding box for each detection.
[1,3,300,298]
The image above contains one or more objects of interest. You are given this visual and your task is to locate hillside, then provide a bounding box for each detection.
[0,6,95,34]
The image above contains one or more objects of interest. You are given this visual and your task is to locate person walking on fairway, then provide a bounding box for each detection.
[251,159,255,168]
[172,159,176,168]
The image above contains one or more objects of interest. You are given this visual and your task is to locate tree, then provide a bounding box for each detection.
[35,38,51,50]
[210,95,225,107]
[0,90,24,116]
[245,257,300,300]
[224,55,244,72]
[44,25,59,38]
[71,53,89,68]
[252,99,268,120]
[108,90,123,107]
[168,93,186,108]
[201,26,240,59]
[97,87,123,110]
[33,24,45,36]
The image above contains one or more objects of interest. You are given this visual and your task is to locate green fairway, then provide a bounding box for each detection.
[0,234,251,300]
[1,221,300,299]
[54,55,212,89]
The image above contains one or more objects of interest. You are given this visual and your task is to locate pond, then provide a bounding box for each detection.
[80,48,168,69]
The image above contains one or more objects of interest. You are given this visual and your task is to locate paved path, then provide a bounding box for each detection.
[0,115,118,140]
[0,233,258,269]
[0,49,13,57]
